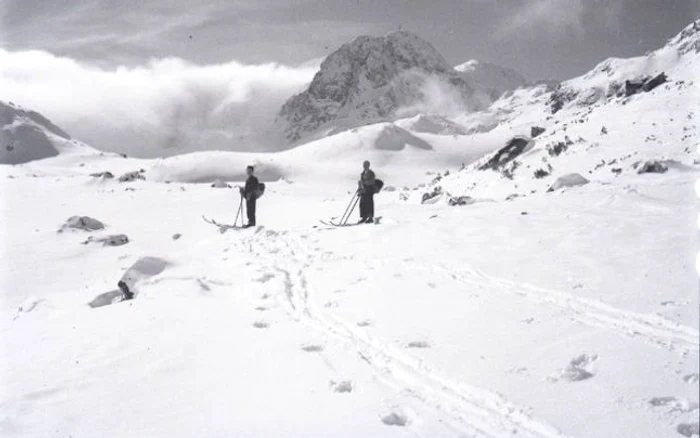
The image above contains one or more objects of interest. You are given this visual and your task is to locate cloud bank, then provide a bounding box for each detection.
[0,49,319,157]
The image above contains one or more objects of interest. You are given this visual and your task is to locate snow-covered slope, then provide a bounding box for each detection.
[1,20,698,438]
[422,19,700,202]
[455,59,528,101]
[0,101,92,164]
[277,31,488,144]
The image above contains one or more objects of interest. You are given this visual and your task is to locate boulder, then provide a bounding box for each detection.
[90,171,114,179]
[119,170,145,182]
[530,126,546,138]
[636,160,668,174]
[82,234,129,246]
[478,136,534,171]
[60,216,104,232]
[624,72,668,97]
[448,196,475,206]
[421,187,444,204]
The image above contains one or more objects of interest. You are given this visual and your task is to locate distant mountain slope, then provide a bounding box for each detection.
[277,31,489,144]
[419,19,700,201]
[0,101,72,164]
[454,59,528,101]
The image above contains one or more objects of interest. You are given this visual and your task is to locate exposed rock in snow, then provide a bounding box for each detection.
[636,160,669,174]
[59,216,105,232]
[82,234,129,246]
[90,171,114,179]
[478,136,534,171]
[118,257,169,299]
[119,170,146,182]
[421,186,444,204]
[624,72,668,97]
[547,174,590,192]
[546,137,574,157]
[448,195,475,206]
[278,31,483,143]
[530,126,546,138]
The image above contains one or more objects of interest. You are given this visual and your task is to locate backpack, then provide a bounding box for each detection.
[373,179,384,194]
[254,182,266,199]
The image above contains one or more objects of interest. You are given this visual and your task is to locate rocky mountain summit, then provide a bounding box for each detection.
[277,31,487,143]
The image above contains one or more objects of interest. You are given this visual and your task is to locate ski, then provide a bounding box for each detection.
[203,216,245,233]
[319,217,382,227]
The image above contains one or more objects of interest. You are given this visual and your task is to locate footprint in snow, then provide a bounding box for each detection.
[301,344,324,352]
[381,410,409,427]
[677,423,700,437]
[254,306,269,312]
[649,397,699,413]
[17,296,51,314]
[683,373,699,383]
[350,277,367,285]
[550,354,598,382]
[357,320,372,327]
[252,321,270,329]
[329,380,353,393]
[406,341,430,349]
[254,273,275,283]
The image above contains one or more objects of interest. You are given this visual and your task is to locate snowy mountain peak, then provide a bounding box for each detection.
[669,19,700,55]
[277,31,482,143]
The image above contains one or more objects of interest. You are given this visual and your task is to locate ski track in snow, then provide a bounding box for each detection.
[320,251,698,358]
[432,264,700,357]
[237,229,567,438]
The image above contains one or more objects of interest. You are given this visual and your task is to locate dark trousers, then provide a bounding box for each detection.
[359,192,374,219]
[246,197,256,225]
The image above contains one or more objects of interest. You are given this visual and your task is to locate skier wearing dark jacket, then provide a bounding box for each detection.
[240,165,259,227]
[358,160,376,223]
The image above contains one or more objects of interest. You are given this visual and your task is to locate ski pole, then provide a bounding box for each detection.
[342,194,360,225]
[234,194,243,227]
[339,190,359,225]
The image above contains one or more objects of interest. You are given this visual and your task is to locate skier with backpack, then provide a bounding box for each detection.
[240,165,263,227]
[358,160,378,223]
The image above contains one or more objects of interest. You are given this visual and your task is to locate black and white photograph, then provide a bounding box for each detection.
[1,1,699,436]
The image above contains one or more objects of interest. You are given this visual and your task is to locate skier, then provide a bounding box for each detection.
[358,160,376,223]
[240,165,259,227]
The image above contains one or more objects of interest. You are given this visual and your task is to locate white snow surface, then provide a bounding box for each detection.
[1,19,699,438]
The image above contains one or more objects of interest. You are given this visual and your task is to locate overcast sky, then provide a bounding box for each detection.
[0,1,697,156]
[2,0,698,80]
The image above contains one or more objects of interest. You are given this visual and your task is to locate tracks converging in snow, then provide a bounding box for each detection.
[237,229,568,438]
[432,264,699,357]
